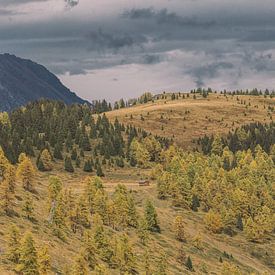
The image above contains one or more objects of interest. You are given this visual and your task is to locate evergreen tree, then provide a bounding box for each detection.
[83,160,93,172]
[64,156,74,173]
[185,256,193,271]
[144,200,160,233]
[53,143,63,160]
[96,164,104,177]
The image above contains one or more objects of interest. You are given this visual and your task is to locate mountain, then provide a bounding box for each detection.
[0,53,89,112]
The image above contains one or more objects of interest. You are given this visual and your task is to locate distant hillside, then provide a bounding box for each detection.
[0,53,88,111]
[107,93,275,149]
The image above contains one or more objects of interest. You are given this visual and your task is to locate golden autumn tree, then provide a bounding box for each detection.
[173,216,186,242]
[17,154,36,191]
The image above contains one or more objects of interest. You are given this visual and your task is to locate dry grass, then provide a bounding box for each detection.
[106,93,275,149]
[0,161,274,274]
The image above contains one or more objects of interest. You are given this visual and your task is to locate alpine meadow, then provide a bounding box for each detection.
[0,1,275,275]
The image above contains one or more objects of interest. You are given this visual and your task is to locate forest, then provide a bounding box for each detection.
[0,95,274,275]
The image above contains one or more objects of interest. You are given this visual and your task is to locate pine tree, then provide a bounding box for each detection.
[53,143,63,160]
[6,225,21,264]
[17,232,39,275]
[38,245,51,274]
[83,160,93,172]
[185,256,193,271]
[64,156,74,173]
[96,164,104,177]
[144,200,160,232]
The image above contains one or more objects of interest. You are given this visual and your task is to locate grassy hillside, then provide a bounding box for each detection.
[0,97,274,275]
[107,93,275,149]
[0,161,274,274]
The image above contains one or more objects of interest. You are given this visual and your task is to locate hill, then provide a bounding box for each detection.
[0,99,274,274]
[0,54,88,111]
[107,93,275,149]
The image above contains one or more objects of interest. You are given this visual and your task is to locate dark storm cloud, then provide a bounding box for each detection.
[123,7,215,27]
[86,29,148,52]
[1,0,275,99]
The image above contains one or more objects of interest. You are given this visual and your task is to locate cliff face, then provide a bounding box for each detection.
[0,53,88,111]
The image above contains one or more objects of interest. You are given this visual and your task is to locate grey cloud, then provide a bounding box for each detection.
[188,61,234,87]
[123,7,215,27]
[143,54,162,64]
[0,0,48,6]
[86,29,147,52]
[65,0,79,8]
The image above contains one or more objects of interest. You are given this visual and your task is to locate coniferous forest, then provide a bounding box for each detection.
[0,94,274,275]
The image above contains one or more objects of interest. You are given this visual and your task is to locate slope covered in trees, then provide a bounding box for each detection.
[0,95,274,274]
[0,100,170,174]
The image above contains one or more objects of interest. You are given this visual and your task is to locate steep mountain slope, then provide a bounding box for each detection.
[0,53,88,111]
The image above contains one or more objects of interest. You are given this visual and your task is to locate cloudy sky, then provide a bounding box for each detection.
[1,0,275,102]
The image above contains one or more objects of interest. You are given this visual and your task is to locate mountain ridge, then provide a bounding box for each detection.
[0,53,89,112]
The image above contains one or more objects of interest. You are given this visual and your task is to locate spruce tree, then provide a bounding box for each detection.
[185,256,193,271]
[64,156,74,173]
[96,164,104,177]
[83,160,93,172]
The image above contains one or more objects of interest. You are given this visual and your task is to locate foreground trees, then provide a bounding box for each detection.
[155,144,274,242]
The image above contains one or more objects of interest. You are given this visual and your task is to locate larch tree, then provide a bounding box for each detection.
[38,149,53,171]
[17,155,36,191]
[22,194,35,220]
[72,252,89,275]
[17,232,39,275]
[173,216,186,242]
[6,225,21,264]
[113,234,136,274]
[38,245,51,274]
[144,200,160,233]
